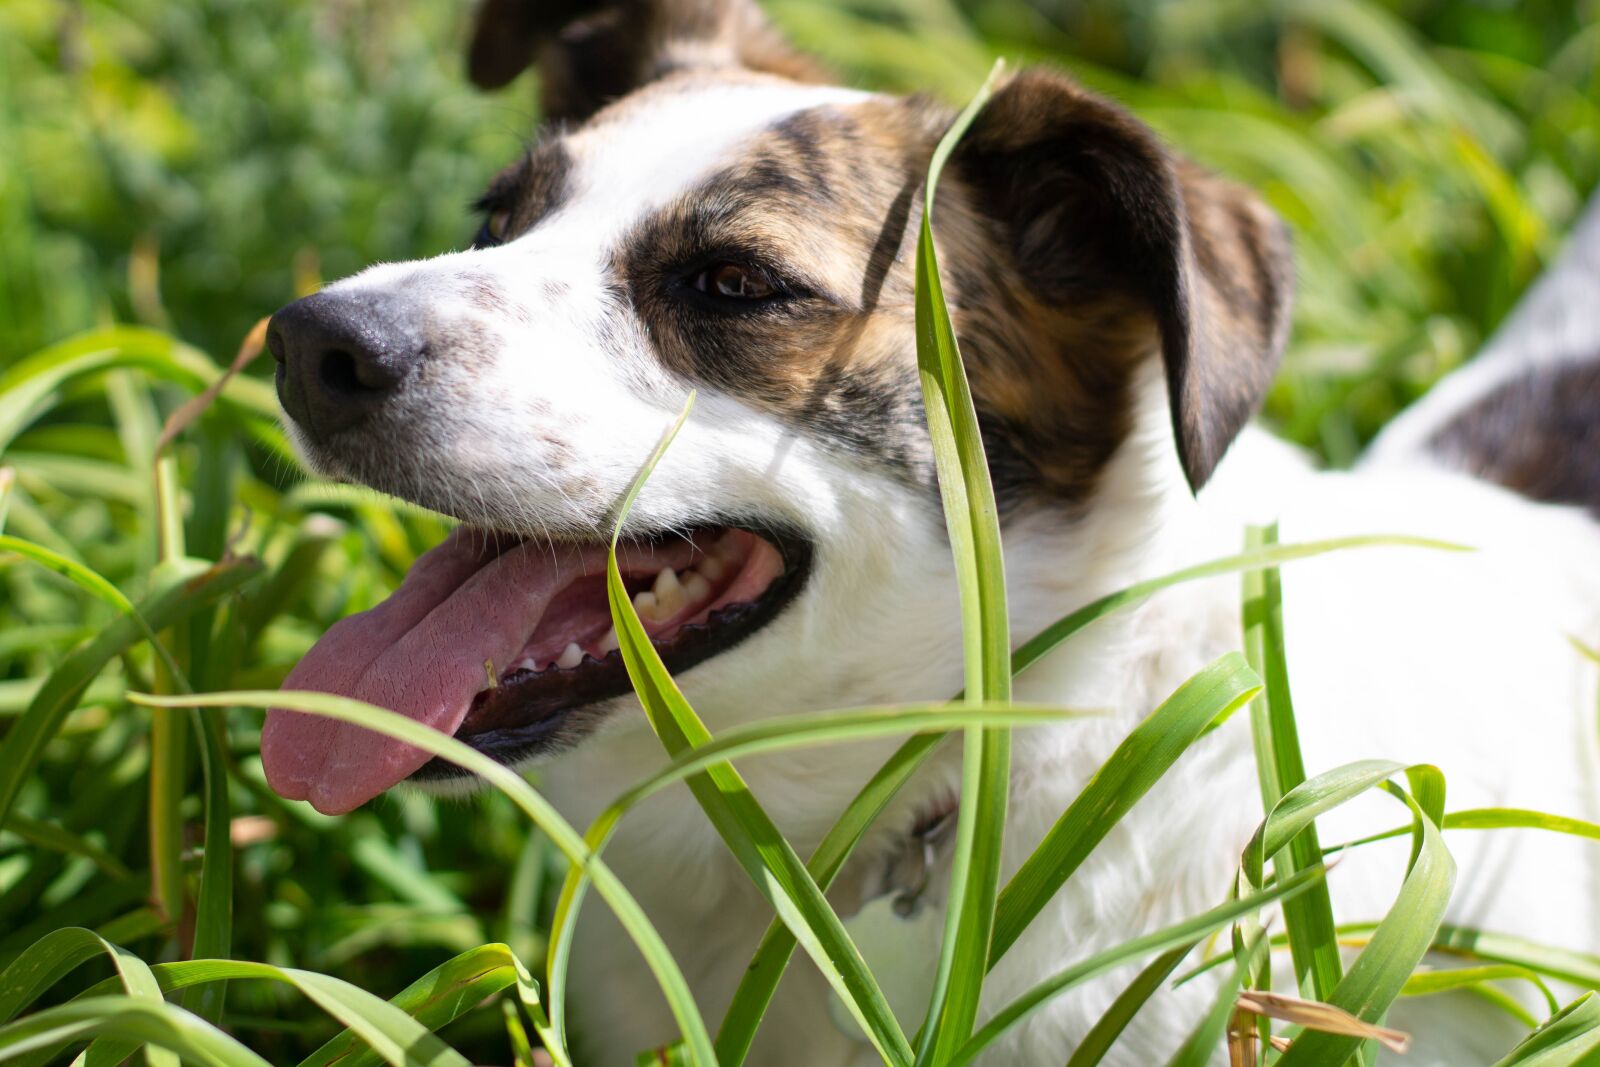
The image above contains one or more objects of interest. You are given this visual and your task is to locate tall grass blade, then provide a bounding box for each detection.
[992,654,1263,964]
[720,535,1456,1062]
[128,690,716,1066]
[949,866,1330,1066]
[0,997,270,1067]
[1490,992,1600,1066]
[910,59,1011,1067]
[1063,944,1194,1067]
[598,397,912,1066]
[1241,523,1345,1012]
[1275,771,1455,1065]
[0,556,259,828]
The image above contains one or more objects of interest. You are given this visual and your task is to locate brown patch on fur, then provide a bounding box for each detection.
[616,96,937,483]
[607,70,1294,507]
[950,70,1295,493]
[466,0,829,121]
[1428,358,1600,516]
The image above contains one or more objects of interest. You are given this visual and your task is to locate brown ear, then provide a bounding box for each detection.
[466,0,829,122]
[953,69,1294,491]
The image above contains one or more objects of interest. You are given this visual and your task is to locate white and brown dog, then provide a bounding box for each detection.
[260,1,1600,1063]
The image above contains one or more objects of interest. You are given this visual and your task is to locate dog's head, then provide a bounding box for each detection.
[261,0,1293,814]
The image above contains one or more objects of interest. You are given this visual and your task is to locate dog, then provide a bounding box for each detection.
[260,1,1600,1062]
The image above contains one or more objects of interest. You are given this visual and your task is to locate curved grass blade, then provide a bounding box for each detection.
[1009,535,1466,683]
[0,929,175,1067]
[298,944,523,1067]
[1164,959,1247,1067]
[1275,770,1455,1066]
[911,58,1012,1067]
[949,866,1330,1066]
[1330,807,1600,857]
[716,730,947,1064]
[185,710,232,1023]
[0,326,276,451]
[1491,992,1600,1067]
[128,690,714,1067]
[991,654,1263,965]
[1402,965,1559,1017]
[0,997,270,1067]
[547,703,1091,1063]
[1241,523,1343,1013]
[1063,943,1194,1067]
[597,396,912,1067]
[0,929,166,1027]
[718,534,1455,1064]
[0,556,259,828]
[0,815,131,880]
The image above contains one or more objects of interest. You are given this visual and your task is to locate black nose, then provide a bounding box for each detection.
[268,290,424,439]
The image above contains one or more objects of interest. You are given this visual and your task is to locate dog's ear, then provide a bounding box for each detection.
[953,69,1293,492]
[466,0,828,122]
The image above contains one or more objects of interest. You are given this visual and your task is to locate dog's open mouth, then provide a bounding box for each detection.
[261,522,812,814]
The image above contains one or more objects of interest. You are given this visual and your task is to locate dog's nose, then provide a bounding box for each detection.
[268,290,423,439]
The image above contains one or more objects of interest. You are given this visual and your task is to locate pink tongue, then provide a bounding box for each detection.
[262,531,604,815]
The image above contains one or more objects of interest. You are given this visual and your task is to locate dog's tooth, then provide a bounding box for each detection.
[512,657,539,674]
[683,571,712,604]
[696,556,726,583]
[597,626,620,653]
[653,568,685,614]
[556,642,583,669]
[633,589,659,621]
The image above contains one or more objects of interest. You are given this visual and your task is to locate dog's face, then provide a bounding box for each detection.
[260,0,1293,815]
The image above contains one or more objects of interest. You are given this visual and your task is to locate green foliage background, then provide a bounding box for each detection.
[1,0,1597,1063]
[5,0,1597,459]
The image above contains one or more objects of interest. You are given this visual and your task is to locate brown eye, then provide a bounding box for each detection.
[695,263,777,300]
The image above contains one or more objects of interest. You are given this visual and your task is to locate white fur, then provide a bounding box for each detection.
[295,81,1600,1066]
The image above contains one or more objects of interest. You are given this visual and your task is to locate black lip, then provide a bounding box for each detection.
[407,523,813,780]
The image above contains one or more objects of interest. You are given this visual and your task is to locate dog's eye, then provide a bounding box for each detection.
[473,207,512,249]
[693,263,777,301]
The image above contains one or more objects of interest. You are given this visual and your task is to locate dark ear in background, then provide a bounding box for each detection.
[466,0,828,122]
[954,69,1294,491]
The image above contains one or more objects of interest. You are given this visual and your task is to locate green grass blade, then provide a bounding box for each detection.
[1163,959,1247,1067]
[599,397,912,1066]
[0,814,131,880]
[297,943,520,1067]
[185,710,233,1022]
[0,997,270,1067]
[991,653,1263,965]
[1491,992,1600,1067]
[128,690,715,1067]
[1009,535,1467,683]
[0,929,165,1027]
[1402,965,1559,1016]
[950,866,1330,1066]
[716,730,947,1064]
[549,703,1089,1063]
[1275,775,1456,1066]
[911,58,1011,1067]
[1241,523,1345,1011]
[1063,943,1194,1067]
[0,556,259,828]
[11,959,473,1067]
[719,534,1453,1061]
[503,1000,537,1067]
